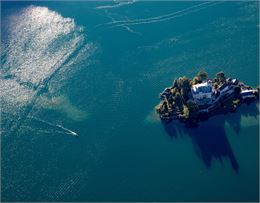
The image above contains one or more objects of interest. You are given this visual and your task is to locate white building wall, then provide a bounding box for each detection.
[192,92,212,100]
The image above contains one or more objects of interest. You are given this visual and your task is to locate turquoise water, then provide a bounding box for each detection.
[1,1,259,201]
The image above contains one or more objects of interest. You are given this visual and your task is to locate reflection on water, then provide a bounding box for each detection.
[1,5,94,135]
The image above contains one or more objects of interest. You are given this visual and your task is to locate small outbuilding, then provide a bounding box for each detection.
[218,83,229,94]
[241,90,255,99]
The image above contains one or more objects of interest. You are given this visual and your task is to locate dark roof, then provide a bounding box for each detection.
[226,78,232,82]
[241,91,254,96]
[219,83,228,91]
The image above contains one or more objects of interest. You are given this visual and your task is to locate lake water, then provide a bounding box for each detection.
[1,1,259,202]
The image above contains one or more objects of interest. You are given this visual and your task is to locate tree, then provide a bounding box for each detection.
[191,76,200,85]
[174,92,182,107]
[232,99,240,106]
[173,79,178,88]
[178,76,191,98]
[213,82,218,89]
[187,100,199,113]
[197,70,208,81]
[234,86,241,96]
[176,77,183,88]
[155,104,162,113]
[216,71,225,81]
[170,87,177,95]
[162,101,168,113]
[182,77,191,93]
[168,95,174,104]
[182,105,190,120]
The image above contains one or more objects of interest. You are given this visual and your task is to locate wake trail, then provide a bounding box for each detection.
[109,2,221,28]
[96,0,136,10]
[56,125,78,136]
[105,1,212,26]
[29,116,78,136]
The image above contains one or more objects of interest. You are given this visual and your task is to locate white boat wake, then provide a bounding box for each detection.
[29,116,79,137]
[106,1,212,25]
[98,1,222,30]
[96,0,136,10]
[56,124,78,136]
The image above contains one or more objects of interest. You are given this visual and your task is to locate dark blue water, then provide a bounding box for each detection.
[1,1,259,201]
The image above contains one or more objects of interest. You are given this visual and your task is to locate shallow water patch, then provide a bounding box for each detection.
[37,95,88,122]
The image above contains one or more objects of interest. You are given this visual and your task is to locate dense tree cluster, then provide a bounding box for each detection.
[157,71,205,120]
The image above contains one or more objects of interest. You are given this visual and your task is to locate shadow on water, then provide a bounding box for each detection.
[162,101,259,173]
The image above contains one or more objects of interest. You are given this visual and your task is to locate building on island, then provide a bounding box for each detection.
[191,81,212,101]
[156,71,259,124]
[241,90,255,99]
[232,79,239,85]
[218,83,229,94]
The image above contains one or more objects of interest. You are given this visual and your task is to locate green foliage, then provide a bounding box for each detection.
[178,76,191,98]
[182,105,190,120]
[174,92,182,107]
[173,79,178,88]
[216,71,225,81]
[234,86,241,95]
[171,87,177,95]
[187,100,199,113]
[213,82,218,89]
[192,76,200,85]
[232,99,240,106]
[197,70,208,81]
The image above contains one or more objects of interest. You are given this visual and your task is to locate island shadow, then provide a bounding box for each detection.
[225,101,259,134]
[162,101,259,173]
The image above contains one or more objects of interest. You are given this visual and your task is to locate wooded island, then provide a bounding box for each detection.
[156,71,259,126]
